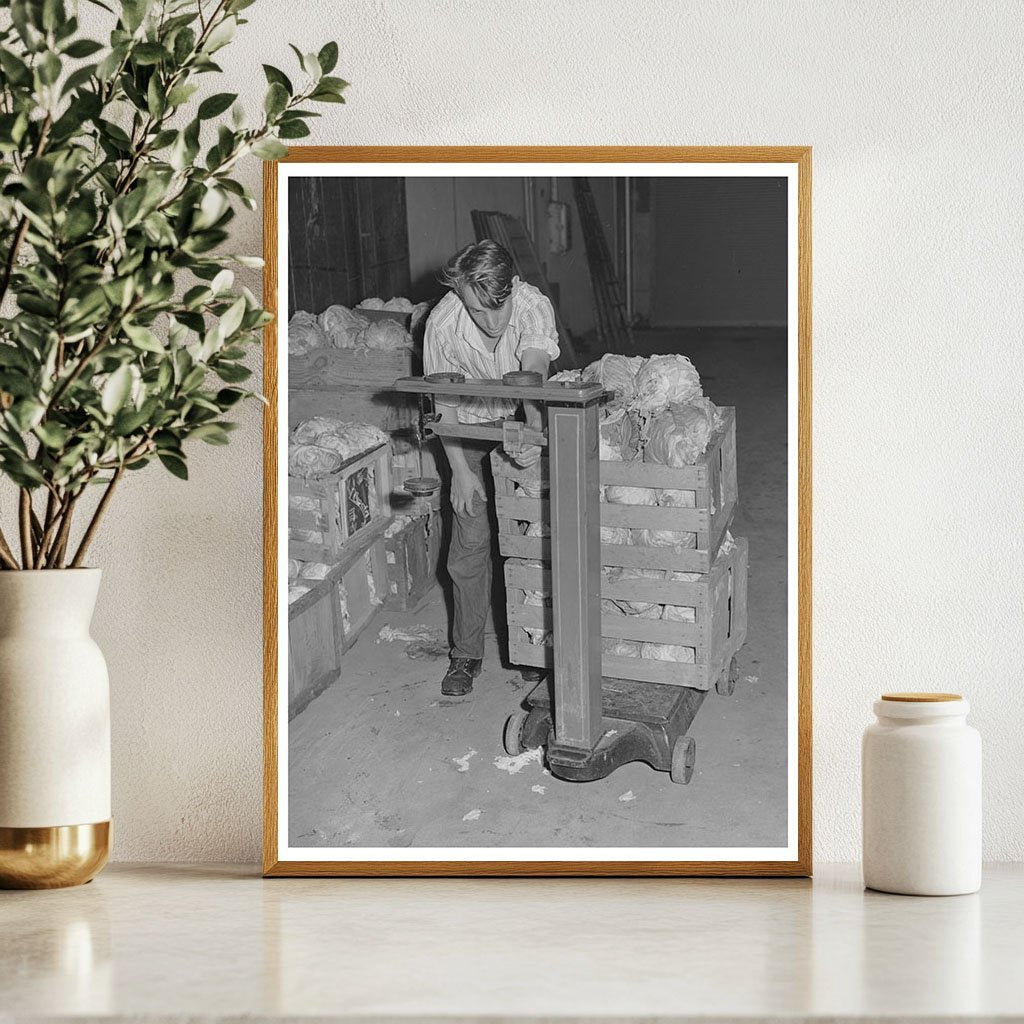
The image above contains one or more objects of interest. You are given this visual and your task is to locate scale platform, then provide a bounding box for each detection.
[507,674,721,785]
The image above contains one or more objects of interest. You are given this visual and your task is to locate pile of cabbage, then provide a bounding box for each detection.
[288,296,431,356]
[513,352,726,667]
[288,417,387,480]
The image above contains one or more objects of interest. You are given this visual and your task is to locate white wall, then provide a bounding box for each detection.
[47,0,1023,863]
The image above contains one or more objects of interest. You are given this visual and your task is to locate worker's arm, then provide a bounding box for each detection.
[435,403,486,516]
[514,347,551,466]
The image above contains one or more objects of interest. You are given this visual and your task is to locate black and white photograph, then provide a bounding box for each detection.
[267,152,809,873]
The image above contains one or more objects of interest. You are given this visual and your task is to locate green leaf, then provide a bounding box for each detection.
[218,296,246,339]
[309,88,346,104]
[264,81,288,117]
[38,51,62,86]
[251,137,287,160]
[317,41,339,75]
[166,82,199,107]
[173,26,196,65]
[278,120,310,140]
[158,452,188,479]
[189,422,231,445]
[198,91,237,119]
[34,421,70,449]
[318,75,349,93]
[60,62,98,96]
[121,0,151,33]
[0,49,33,87]
[132,42,168,66]
[203,16,236,53]
[9,399,45,432]
[63,38,104,58]
[123,322,164,353]
[262,63,292,94]
[101,365,133,415]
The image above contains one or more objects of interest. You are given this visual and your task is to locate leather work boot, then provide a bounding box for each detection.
[519,666,548,684]
[441,658,483,696]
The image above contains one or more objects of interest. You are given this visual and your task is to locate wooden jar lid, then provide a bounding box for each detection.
[881,692,962,702]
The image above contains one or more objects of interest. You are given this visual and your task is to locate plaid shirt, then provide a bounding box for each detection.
[423,277,560,424]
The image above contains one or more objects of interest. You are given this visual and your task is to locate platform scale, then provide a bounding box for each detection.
[395,371,733,785]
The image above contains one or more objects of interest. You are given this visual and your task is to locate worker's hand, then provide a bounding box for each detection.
[450,470,486,517]
[513,444,542,468]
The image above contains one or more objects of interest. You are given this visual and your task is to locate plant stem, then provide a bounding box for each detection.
[70,466,123,568]
[45,492,79,569]
[18,489,34,569]
[0,113,52,309]
[0,527,19,570]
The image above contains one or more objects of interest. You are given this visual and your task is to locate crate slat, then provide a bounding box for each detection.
[496,495,708,533]
[498,533,713,573]
[509,641,708,688]
[503,561,707,608]
[599,460,706,489]
[508,601,703,646]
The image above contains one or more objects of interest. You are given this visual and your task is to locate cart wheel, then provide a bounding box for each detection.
[716,655,740,697]
[670,735,696,785]
[504,710,530,756]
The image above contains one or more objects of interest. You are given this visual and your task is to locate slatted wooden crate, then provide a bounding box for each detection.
[288,442,392,563]
[504,535,747,691]
[287,519,390,719]
[383,510,442,611]
[492,407,737,574]
[288,347,417,433]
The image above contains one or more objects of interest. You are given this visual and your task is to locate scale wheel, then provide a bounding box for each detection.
[670,735,696,785]
[504,710,530,756]
[716,655,740,697]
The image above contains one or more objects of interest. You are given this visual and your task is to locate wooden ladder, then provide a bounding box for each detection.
[572,177,632,354]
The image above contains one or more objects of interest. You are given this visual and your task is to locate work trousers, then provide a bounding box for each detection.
[447,438,499,661]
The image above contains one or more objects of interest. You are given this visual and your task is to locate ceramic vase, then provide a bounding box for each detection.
[0,569,111,888]
[862,692,981,896]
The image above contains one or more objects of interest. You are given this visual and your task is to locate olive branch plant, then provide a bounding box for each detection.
[0,0,345,569]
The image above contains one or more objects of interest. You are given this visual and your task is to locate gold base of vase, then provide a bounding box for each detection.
[0,821,110,889]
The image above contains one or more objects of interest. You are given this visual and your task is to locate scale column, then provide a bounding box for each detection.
[549,402,603,751]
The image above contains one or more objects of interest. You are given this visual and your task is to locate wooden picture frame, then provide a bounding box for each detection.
[263,147,812,877]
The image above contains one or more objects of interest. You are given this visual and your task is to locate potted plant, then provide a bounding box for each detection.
[0,0,344,887]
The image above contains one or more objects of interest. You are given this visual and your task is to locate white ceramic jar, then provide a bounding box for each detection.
[862,693,981,896]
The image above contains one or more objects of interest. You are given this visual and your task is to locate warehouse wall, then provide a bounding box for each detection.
[32,0,1023,864]
[405,176,527,302]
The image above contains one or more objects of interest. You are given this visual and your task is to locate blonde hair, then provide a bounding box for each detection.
[439,240,514,309]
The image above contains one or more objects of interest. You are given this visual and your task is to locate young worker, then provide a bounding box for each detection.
[423,240,560,696]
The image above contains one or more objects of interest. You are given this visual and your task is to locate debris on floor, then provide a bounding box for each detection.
[531,784,546,795]
[453,750,477,772]
[377,624,440,644]
[493,747,544,774]
[744,675,759,685]
[376,624,449,658]
[462,809,482,821]
[618,790,636,802]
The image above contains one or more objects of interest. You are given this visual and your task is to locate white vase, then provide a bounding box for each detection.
[862,692,981,896]
[0,569,111,888]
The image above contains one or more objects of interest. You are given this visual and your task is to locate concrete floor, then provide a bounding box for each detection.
[289,328,789,849]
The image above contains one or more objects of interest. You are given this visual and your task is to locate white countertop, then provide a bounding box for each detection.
[2,862,1022,1021]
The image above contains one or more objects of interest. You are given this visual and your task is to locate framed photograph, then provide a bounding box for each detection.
[263,147,811,876]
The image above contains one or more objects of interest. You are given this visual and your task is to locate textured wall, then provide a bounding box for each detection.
[45,0,1024,862]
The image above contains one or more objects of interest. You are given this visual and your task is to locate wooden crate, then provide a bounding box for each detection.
[505,535,747,691]
[492,407,737,574]
[287,519,389,719]
[383,510,442,611]
[288,347,417,433]
[288,443,392,563]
